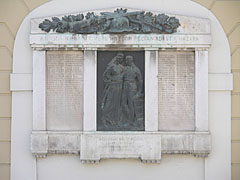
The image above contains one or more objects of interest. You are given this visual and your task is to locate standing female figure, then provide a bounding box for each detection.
[101,52,124,128]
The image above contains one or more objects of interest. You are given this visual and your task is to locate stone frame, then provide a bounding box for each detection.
[29,10,211,163]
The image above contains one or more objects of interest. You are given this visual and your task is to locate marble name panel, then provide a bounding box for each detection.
[158,51,195,131]
[46,51,84,130]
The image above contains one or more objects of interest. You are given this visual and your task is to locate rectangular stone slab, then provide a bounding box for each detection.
[80,132,161,163]
[31,132,210,159]
[30,34,211,47]
[158,51,195,131]
[46,51,84,130]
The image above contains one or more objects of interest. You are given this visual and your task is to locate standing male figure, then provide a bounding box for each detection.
[121,55,143,127]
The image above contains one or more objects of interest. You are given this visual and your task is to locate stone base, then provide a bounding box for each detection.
[80,132,161,163]
[31,131,211,163]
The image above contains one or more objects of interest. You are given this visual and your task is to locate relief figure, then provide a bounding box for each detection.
[101,52,124,128]
[121,55,144,128]
[100,53,144,130]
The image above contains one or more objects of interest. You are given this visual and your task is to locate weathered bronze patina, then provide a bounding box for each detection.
[39,8,180,34]
[97,51,144,131]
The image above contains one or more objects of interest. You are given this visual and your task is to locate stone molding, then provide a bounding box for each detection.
[30,34,211,49]
[31,131,211,162]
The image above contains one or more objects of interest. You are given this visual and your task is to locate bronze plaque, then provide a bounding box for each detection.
[97,51,145,131]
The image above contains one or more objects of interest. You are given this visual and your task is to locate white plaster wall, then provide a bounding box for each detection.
[38,155,204,180]
[11,92,36,180]
[206,91,231,180]
[11,0,231,180]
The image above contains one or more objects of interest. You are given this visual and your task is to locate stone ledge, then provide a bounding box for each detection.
[31,131,211,162]
[161,133,211,158]
[30,34,211,48]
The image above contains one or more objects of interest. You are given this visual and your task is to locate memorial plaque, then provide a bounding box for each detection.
[97,51,145,131]
[46,51,84,130]
[158,51,195,131]
[80,132,161,163]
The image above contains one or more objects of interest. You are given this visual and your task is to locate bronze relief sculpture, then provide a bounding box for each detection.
[99,52,144,131]
[39,8,180,34]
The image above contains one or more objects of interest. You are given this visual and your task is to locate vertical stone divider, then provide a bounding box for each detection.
[33,50,46,131]
[83,49,97,131]
[145,48,159,131]
[195,48,209,131]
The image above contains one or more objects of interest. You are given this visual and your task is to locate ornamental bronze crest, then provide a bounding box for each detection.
[39,8,180,34]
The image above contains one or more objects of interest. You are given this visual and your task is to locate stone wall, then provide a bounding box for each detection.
[0,0,239,180]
